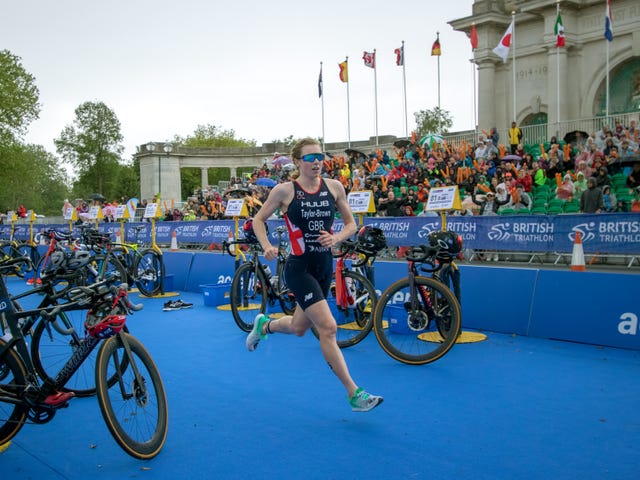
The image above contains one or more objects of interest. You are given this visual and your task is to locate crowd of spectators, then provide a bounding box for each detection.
[154,120,640,221]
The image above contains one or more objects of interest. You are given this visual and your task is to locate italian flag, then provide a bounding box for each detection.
[555,13,565,47]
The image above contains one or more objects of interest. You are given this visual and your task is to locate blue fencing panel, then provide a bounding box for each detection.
[459,265,537,335]
[529,270,640,349]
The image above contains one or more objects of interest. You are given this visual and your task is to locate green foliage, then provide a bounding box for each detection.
[0,142,69,215]
[173,124,256,148]
[55,101,124,196]
[414,107,453,137]
[0,50,40,144]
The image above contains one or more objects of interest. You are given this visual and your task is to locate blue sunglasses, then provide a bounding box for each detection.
[300,153,325,163]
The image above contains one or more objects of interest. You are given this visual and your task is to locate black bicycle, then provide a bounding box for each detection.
[372,244,462,365]
[0,256,168,459]
[223,225,295,332]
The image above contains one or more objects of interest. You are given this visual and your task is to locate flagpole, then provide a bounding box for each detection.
[511,11,517,123]
[556,1,561,135]
[373,49,379,146]
[346,56,351,148]
[437,31,441,112]
[320,62,325,151]
[471,58,477,143]
[606,38,610,120]
[401,40,408,138]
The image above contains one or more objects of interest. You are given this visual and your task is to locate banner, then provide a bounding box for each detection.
[3,214,639,255]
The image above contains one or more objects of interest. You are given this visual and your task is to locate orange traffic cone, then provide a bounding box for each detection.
[170,231,179,251]
[570,231,586,271]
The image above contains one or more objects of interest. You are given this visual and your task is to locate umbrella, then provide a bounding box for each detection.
[419,133,444,148]
[90,193,106,202]
[563,130,589,145]
[273,155,292,167]
[393,139,412,149]
[255,177,277,188]
[345,148,368,159]
[499,154,522,162]
[607,155,640,168]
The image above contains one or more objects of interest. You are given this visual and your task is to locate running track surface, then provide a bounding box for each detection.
[2,276,639,479]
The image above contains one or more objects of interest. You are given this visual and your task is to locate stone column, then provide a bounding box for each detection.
[229,167,237,179]
[201,167,208,190]
[546,46,568,136]
[477,59,497,132]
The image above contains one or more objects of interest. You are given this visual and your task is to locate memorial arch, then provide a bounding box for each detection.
[449,0,640,135]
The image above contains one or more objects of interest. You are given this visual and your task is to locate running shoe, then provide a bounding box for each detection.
[246,313,269,351]
[349,387,383,412]
[163,299,193,311]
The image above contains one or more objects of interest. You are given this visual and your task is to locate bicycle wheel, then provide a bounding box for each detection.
[0,244,26,278]
[111,247,134,284]
[0,340,29,445]
[276,273,296,316]
[230,262,266,332]
[16,244,39,274]
[30,308,100,397]
[83,253,126,286]
[373,276,461,365]
[323,270,377,348]
[95,333,168,459]
[133,250,165,296]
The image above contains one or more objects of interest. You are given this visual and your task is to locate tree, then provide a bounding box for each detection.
[173,124,256,148]
[0,142,69,215]
[0,50,40,144]
[55,101,124,196]
[414,107,453,137]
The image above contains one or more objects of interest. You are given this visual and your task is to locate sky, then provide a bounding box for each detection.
[2,0,478,160]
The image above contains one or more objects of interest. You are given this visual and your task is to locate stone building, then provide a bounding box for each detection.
[449,0,640,137]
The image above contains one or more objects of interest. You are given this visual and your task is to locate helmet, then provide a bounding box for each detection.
[85,313,126,339]
[41,250,92,279]
[427,231,463,261]
[242,218,268,243]
[356,226,387,255]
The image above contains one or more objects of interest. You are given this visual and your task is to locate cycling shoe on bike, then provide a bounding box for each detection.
[44,391,75,408]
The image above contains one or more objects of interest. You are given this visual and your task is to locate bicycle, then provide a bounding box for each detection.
[223,225,295,332]
[111,225,165,296]
[308,239,379,348]
[2,247,131,398]
[372,243,462,365]
[0,256,168,459]
[0,224,39,279]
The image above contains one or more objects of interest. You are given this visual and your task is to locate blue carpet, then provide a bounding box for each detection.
[2,276,639,479]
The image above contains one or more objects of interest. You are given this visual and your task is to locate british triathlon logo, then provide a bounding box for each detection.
[569,223,596,242]
[418,223,440,238]
[488,223,512,241]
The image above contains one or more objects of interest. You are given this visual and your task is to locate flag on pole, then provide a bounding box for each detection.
[431,34,441,56]
[339,60,348,82]
[493,19,514,63]
[470,23,478,50]
[394,45,404,66]
[362,51,375,68]
[604,0,613,41]
[318,65,323,97]
[555,12,565,47]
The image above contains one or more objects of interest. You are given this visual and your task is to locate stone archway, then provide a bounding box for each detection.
[594,57,640,115]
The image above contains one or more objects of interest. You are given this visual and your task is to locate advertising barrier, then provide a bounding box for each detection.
[3,213,639,255]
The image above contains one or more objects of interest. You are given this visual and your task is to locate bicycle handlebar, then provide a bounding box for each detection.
[332,240,375,268]
[405,245,443,273]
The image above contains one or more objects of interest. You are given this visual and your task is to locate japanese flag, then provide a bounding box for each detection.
[493,19,514,63]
